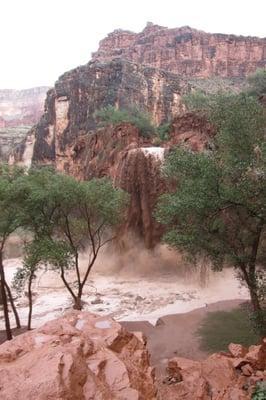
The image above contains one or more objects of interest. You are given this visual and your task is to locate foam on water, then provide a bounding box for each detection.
[1,258,249,329]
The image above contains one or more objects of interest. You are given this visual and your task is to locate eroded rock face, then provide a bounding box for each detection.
[0,311,156,400]
[13,111,211,246]
[31,59,188,166]
[159,340,266,400]
[35,120,168,248]
[10,59,199,246]
[10,46,215,245]
[169,112,215,151]
[92,23,266,78]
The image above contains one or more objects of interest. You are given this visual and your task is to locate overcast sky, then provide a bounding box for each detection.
[1,0,265,89]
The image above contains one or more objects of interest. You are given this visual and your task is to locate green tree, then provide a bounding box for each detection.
[13,237,73,329]
[247,68,266,97]
[16,168,127,310]
[0,165,25,340]
[156,93,266,333]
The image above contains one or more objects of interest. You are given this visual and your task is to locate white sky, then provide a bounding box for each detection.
[1,0,265,89]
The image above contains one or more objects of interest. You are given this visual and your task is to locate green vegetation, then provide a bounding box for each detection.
[95,105,155,137]
[0,166,127,338]
[0,165,25,339]
[252,382,266,400]
[197,307,260,353]
[247,68,266,97]
[156,90,266,334]
[156,122,171,141]
[95,105,172,142]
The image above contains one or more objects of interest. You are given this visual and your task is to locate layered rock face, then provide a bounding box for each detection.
[11,60,195,247]
[13,25,266,245]
[92,23,266,78]
[0,87,48,160]
[11,58,213,246]
[0,312,156,400]
[32,58,187,163]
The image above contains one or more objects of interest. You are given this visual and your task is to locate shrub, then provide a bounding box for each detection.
[95,105,155,138]
[247,68,266,97]
[157,122,171,141]
[252,381,266,400]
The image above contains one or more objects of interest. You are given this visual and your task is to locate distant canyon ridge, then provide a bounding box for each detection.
[92,23,266,78]
[0,87,49,160]
[1,23,266,246]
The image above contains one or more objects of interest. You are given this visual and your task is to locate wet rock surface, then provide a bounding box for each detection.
[0,312,156,400]
[158,339,266,399]
[0,311,264,400]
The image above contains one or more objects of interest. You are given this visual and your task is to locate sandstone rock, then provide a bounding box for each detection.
[241,363,254,376]
[228,343,248,358]
[245,342,266,370]
[158,345,266,400]
[169,112,215,151]
[11,26,264,247]
[92,24,266,78]
[0,312,156,400]
[202,353,240,397]
[232,357,248,369]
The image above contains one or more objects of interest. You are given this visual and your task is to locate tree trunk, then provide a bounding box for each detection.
[239,262,261,312]
[73,284,83,310]
[0,252,12,340]
[239,262,264,337]
[73,296,82,310]
[247,220,263,312]
[4,280,21,329]
[27,271,34,330]
[248,285,262,312]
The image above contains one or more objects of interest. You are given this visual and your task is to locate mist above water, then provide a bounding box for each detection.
[1,234,249,329]
[80,234,212,288]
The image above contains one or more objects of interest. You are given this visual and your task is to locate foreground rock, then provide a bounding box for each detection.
[159,340,266,399]
[0,312,156,400]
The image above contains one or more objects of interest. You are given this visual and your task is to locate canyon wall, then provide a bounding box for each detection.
[0,87,48,160]
[11,24,266,246]
[11,58,212,247]
[92,23,266,78]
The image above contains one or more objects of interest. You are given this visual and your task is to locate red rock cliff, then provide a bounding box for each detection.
[11,58,213,247]
[92,23,266,78]
[15,25,264,246]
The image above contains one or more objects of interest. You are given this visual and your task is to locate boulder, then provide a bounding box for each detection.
[158,340,266,400]
[244,341,266,370]
[228,343,248,358]
[0,312,156,400]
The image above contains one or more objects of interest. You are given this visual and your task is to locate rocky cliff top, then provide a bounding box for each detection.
[92,23,266,78]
